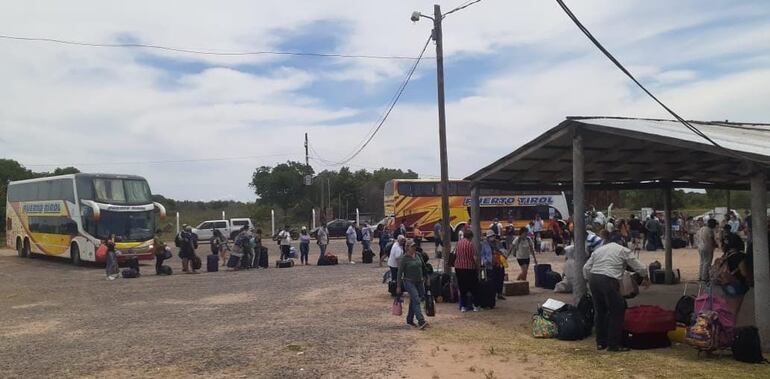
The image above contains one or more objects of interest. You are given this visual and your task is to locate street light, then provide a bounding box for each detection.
[412,4,452,273]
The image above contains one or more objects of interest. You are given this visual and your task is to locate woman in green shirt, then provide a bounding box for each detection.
[396,241,429,329]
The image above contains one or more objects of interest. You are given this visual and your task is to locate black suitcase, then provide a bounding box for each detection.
[121,268,140,278]
[476,276,496,309]
[652,269,666,284]
[276,259,294,268]
[241,250,253,269]
[623,331,671,350]
[534,264,552,288]
[425,292,436,317]
[429,273,443,297]
[207,254,219,272]
[543,271,562,290]
[672,238,687,249]
[362,248,374,264]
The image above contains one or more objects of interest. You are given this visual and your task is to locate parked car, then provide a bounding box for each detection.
[310,219,355,239]
[192,218,254,241]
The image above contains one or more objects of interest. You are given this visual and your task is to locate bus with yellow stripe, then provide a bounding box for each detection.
[5,173,166,265]
[384,179,569,239]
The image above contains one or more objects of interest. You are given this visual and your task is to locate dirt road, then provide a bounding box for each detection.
[1,241,767,379]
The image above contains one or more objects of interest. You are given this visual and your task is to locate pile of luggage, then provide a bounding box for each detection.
[531,296,594,340]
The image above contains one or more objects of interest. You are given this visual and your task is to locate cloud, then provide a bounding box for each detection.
[0,0,768,200]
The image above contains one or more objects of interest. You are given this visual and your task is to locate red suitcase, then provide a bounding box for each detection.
[624,305,676,334]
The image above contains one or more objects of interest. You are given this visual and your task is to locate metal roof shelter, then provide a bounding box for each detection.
[465,116,770,349]
[467,117,770,190]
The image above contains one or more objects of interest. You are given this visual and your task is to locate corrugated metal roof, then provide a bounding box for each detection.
[466,117,770,190]
[570,117,770,158]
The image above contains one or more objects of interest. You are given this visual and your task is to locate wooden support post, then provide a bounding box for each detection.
[471,184,482,265]
[572,132,587,303]
[664,186,674,284]
[750,170,769,350]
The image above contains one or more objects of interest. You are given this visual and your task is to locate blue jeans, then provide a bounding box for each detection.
[389,266,399,283]
[403,279,426,324]
[300,242,309,263]
[362,240,370,251]
[319,244,327,256]
[105,250,118,277]
[346,242,354,260]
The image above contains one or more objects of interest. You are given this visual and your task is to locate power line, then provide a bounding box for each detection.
[444,0,484,17]
[554,0,749,160]
[24,153,295,167]
[312,35,433,166]
[0,34,427,61]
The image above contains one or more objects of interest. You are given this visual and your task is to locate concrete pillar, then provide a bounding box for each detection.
[471,184,482,265]
[572,133,587,303]
[664,186,674,284]
[750,171,769,350]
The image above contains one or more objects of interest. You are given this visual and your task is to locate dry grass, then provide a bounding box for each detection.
[422,319,770,379]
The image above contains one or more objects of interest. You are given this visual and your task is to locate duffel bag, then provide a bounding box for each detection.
[552,306,588,341]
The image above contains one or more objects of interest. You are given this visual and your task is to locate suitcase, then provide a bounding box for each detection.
[362,249,374,264]
[476,276,496,309]
[624,305,676,334]
[503,281,529,296]
[534,264,552,288]
[258,247,269,268]
[543,271,562,290]
[652,269,666,284]
[207,254,219,272]
[672,238,687,249]
[241,250,253,269]
[191,255,202,271]
[276,259,295,268]
[648,260,662,279]
[429,273,443,297]
[623,331,672,349]
[226,254,241,268]
[425,292,436,317]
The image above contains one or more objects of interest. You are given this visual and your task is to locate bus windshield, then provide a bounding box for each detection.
[84,210,156,241]
[90,179,151,204]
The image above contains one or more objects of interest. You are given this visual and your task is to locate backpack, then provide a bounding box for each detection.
[732,326,768,363]
[675,295,696,326]
[191,255,202,270]
[648,260,662,279]
[356,228,363,242]
[158,265,173,275]
[577,294,595,337]
[174,233,183,248]
[211,238,220,254]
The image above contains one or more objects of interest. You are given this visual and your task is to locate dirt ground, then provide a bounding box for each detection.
[1,240,768,379]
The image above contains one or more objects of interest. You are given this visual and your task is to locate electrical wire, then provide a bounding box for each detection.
[24,153,295,167]
[310,34,433,166]
[0,34,426,60]
[444,0,484,18]
[554,0,758,163]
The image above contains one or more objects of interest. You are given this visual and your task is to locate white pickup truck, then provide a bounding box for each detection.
[192,218,254,241]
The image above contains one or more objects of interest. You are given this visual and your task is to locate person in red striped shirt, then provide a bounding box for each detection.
[454,230,480,312]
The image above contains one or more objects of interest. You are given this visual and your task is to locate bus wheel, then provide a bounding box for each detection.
[23,238,32,258]
[70,243,82,266]
[16,237,25,258]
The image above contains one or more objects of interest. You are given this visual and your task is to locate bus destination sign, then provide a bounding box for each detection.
[463,196,554,207]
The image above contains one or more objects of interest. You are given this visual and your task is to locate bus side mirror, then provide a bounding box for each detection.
[81,200,101,221]
[154,202,167,221]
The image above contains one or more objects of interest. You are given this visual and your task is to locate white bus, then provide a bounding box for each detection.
[5,173,166,264]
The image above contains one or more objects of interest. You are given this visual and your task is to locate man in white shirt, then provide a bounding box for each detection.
[583,242,649,352]
[278,225,292,260]
[387,235,406,282]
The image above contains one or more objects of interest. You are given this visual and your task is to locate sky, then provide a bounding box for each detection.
[1,0,769,201]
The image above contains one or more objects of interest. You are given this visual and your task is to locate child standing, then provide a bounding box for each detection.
[299,227,311,265]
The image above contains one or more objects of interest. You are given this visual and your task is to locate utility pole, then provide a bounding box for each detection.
[430,4,453,273]
[304,133,310,167]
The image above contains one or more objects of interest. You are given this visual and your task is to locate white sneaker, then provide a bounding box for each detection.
[473,306,480,312]
[460,307,468,313]
[107,275,116,281]
[350,261,355,264]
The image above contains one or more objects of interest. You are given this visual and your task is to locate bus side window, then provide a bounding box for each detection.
[6,217,11,231]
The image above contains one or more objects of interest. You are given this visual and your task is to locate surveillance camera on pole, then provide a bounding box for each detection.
[410,11,421,22]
